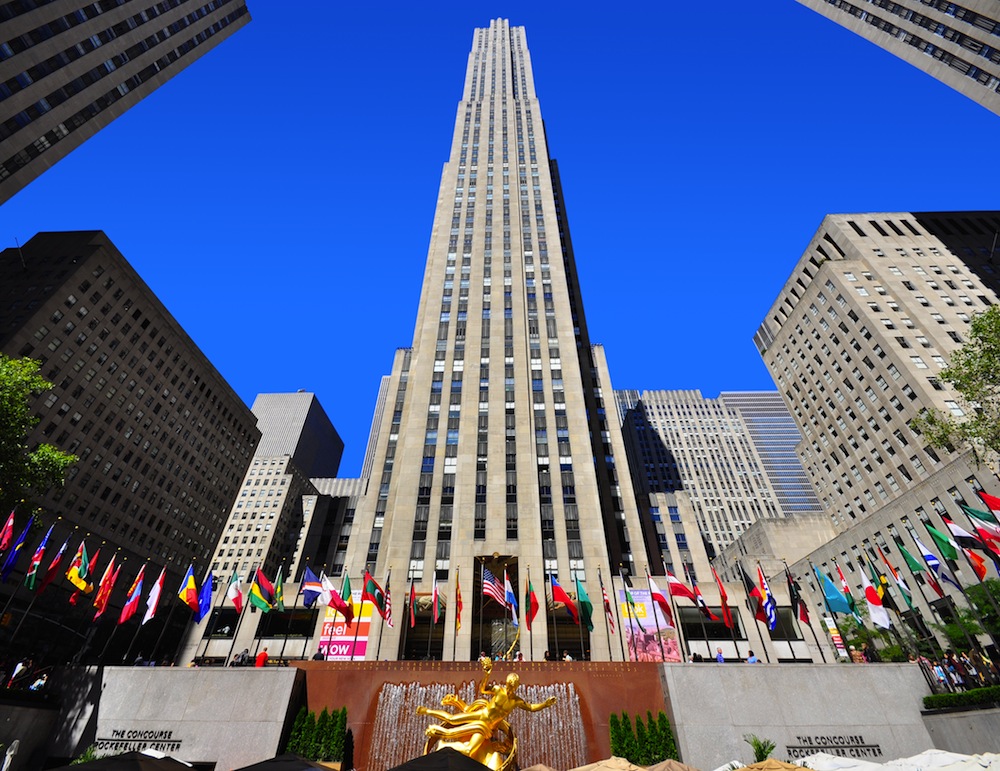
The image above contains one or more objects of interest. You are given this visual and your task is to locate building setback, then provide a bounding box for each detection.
[0,0,251,204]
[0,230,259,662]
[797,0,1000,116]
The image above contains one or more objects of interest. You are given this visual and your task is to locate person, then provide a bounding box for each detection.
[231,648,250,667]
[29,673,47,691]
[8,658,32,688]
[311,650,325,661]
[515,652,524,662]
[746,650,759,664]
[849,645,865,664]
[562,650,573,661]
[255,647,269,668]
[932,660,948,690]
[133,653,145,666]
[543,650,552,661]
[715,647,725,663]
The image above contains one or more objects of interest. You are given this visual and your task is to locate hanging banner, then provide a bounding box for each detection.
[822,615,849,659]
[319,590,373,660]
[618,588,681,662]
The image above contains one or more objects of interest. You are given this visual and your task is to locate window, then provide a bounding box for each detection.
[945,401,964,416]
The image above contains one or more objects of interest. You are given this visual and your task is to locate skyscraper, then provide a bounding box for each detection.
[336,20,650,661]
[796,0,1000,116]
[0,0,251,204]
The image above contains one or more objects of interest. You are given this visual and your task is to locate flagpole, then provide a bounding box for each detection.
[619,568,637,661]
[351,570,364,662]
[280,572,304,663]
[808,560,842,661]
[526,568,534,661]
[682,563,710,660]
[644,570,666,662]
[597,568,612,661]
[452,567,459,662]
[863,554,914,656]
[200,572,229,661]
[609,569,625,661]
[931,512,1000,622]
[547,573,560,659]
[785,561,825,663]
[428,578,436,660]
[375,569,390,661]
[891,534,947,658]
[224,563,256,666]
[478,560,485,657]
[741,563,771,663]
[576,573,585,660]
[952,505,1000,620]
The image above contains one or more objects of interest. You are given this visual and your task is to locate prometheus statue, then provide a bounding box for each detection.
[416,657,557,771]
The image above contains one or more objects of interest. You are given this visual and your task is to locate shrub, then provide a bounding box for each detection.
[923,684,1000,710]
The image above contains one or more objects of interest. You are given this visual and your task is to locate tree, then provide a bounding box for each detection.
[619,712,638,763]
[0,354,76,514]
[285,706,308,755]
[608,712,622,756]
[315,708,332,760]
[634,714,650,765]
[966,579,1000,638]
[331,706,347,761]
[743,734,776,763]
[656,712,678,761]
[911,306,1000,464]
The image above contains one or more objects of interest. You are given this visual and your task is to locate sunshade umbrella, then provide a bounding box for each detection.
[569,757,647,771]
[47,751,192,771]
[234,754,332,771]
[647,759,702,771]
[792,753,882,771]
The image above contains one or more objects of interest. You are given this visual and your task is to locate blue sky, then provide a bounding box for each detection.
[2,2,997,476]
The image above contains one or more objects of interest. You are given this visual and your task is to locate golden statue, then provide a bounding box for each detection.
[417,657,557,771]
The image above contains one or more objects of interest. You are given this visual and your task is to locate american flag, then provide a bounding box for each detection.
[482,566,506,606]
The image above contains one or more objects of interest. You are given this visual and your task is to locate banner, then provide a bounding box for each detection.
[822,615,849,659]
[319,590,373,660]
[618,588,681,662]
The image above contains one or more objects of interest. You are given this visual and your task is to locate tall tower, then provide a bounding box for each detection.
[341,20,649,661]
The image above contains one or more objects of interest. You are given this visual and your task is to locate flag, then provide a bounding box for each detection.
[525,578,540,630]
[383,572,394,628]
[860,567,891,629]
[549,574,579,624]
[785,567,809,624]
[964,547,988,580]
[249,568,275,612]
[835,562,860,620]
[621,570,643,631]
[24,523,53,589]
[408,578,417,628]
[647,575,674,626]
[0,511,14,551]
[0,519,32,582]
[273,566,285,612]
[666,570,696,601]
[66,540,89,591]
[69,547,100,604]
[914,533,962,591]
[432,577,440,624]
[878,546,913,610]
[758,565,778,630]
[142,567,165,625]
[711,566,734,629]
[740,563,767,623]
[482,566,505,605]
[362,570,390,622]
[118,564,146,625]
[93,556,120,620]
[961,503,1000,541]
[814,565,852,614]
[225,570,243,613]
[196,569,214,622]
[945,513,1000,572]
[179,564,199,612]
[576,577,594,632]
[323,573,353,625]
[867,561,899,613]
[600,576,616,633]
[504,570,518,627]
[36,536,68,595]
[978,490,1000,515]
[455,572,463,632]
[898,541,944,596]
[301,567,321,608]
[926,524,959,561]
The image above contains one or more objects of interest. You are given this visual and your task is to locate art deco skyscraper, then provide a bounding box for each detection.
[340,20,650,661]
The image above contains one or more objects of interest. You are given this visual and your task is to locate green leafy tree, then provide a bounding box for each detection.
[933,605,983,651]
[332,706,347,761]
[645,710,661,762]
[315,708,332,760]
[743,734,776,763]
[911,306,1000,464]
[285,706,308,754]
[634,714,650,765]
[656,712,678,761]
[71,745,99,765]
[619,712,638,763]
[966,579,1000,638]
[608,712,622,756]
[0,354,76,514]
[302,711,319,761]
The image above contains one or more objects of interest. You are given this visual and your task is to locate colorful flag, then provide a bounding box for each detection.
[24,523,53,589]
[813,565,851,614]
[69,547,100,604]
[666,571,696,601]
[362,570,390,622]
[740,563,767,623]
[432,577,440,624]
[944,513,1000,571]
[504,570,518,627]
[142,567,165,625]
[785,567,809,623]
[576,576,595,632]
[118,564,146,625]
[273,566,285,612]
[620,570,643,631]
[860,568,890,629]
[926,524,959,561]
[549,574,579,624]
[964,547,988,580]
[93,556,120,620]
[250,568,275,612]
[599,574,615,633]
[178,564,199,612]
[711,566,734,629]
[455,571,463,632]
[383,571,394,628]
[36,536,69,595]
[66,540,89,590]
[301,567,321,608]
[482,566,505,605]
[758,565,778,630]
[0,519,32,582]
[878,546,913,609]
[0,511,14,551]
[978,490,1000,515]
[898,541,944,597]
[227,570,244,613]
[332,573,354,626]
[914,533,962,591]
[408,578,417,629]
[835,562,860,620]
[525,578,539,630]
[196,569,214,622]
[961,503,1000,537]
[647,575,674,626]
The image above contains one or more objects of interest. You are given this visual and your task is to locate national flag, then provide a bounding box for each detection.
[383,572,394,628]
[964,547,988,580]
[813,565,852,614]
[455,572,463,632]
[24,523,53,589]
[620,570,643,631]
[758,565,777,630]
[362,570,390,622]
[0,511,14,551]
[576,577,594,632]
[36,536,69,595]
[711,566,734,629]
[226,570,244,613]
[66,541,89,590]
[249,568,275,612]
[878,546,913,609]
[600,577,615,634]
[866,561,898,614]
[482,567,505,605]
[647,575,674,627]
[118,564,146,625]
[301,567,321,608]
[178,564,200,612]
[835,562,860,620]
[549,574,579,624]
[740,563,767,623]
[961,504,1000,542]
[898,541,944,597]
[926,524,959,560]
[504,570,518,627]
[273,566,285,612]
[978,490,1000,515]
[196,569,214,622]
[666,570,696,601]
[860,568,890,629]
[0,519,32,583]
[408,579,417,628]
[432,577,440,624]
[785,567,809,623]
[525,578,539,630]
[69,546,100,604]
[323,573,353,625]
[142,567,165,625]
[93,556,120,620]
[945,513,1000,572]
[914,533,962,591]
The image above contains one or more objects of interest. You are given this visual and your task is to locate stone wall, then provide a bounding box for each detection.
[0,698,59,770]
[921,706,1000,753]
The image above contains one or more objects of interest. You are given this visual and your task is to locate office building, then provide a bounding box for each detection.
[797,0,1000,116]
[0,0,251,204]
[0,230,259,661]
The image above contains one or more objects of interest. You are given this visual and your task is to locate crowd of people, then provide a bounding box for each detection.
[1,656,49,691]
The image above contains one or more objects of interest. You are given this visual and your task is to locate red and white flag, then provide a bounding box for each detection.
[0,511,14,551]
[647,575,674,626]
[226,570,243,613]
[432,577,440,624]
[666,570,696,601]
[142,567,166,625]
